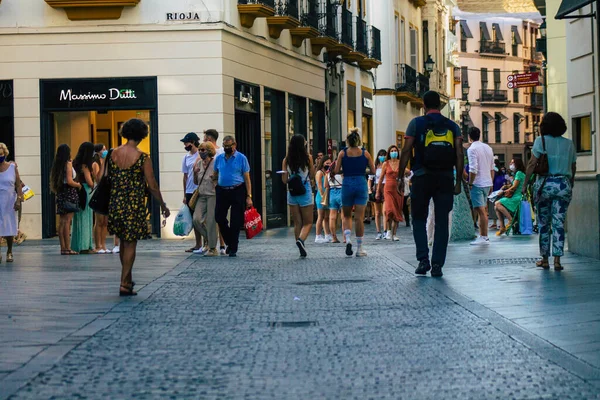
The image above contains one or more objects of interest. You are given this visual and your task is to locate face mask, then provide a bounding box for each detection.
[200,152,208,160]
[509,164,516,172]
[0,156,5,163]
[378,156,385,163]
[494,166,499,172]
[101,150,108,159]
[390,151,399,159]
[185,145,193,152]
[224,147,233,155]
[324,165,330,171]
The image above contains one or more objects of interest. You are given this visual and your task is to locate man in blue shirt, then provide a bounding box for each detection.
[399,91,464,277]
[212,135,253,257]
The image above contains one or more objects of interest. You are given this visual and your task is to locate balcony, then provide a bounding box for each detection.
[45,0,141,20]
[290,0,320,47]
[310,2,339,56]
[529,92,543,109]
[417,73,430,99]
[395,64,418,102]
[238,0,275,28]
[327,7,353,58]
[429,70,446,94]
[344,16,367,63]
[358,26,382,70]
[479,40,507,57]
[479,89,509,104]
[266,1,300,39]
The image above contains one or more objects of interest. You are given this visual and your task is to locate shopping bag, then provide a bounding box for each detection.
[519,200,534,235]
[244,207,263,239]
[22,185,35,201]
[173,204,193,237]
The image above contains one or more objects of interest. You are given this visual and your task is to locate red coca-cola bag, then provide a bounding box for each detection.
[244,207,263,239]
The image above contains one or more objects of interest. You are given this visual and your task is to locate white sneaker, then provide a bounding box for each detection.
[356,248,367,257]
[325,234,333,243]
[193,248,206,255]
[384,231,392,240]
[97,249,106,254]
[470,236,491,246]
[315,235,325,244]
[392,236,400,241]
[376,232,383,240]
[112,246,120,254]
[220,248,226,256]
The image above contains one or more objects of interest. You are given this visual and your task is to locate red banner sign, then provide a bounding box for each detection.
[507,72,540,89]
[327,139,333,157]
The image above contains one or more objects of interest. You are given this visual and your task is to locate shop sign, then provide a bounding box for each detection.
[41,78,157,111]
[363,98,373,109]
[327,139,333,157]
[166,12,201,21]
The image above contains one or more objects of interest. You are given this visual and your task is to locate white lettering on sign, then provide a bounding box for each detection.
[363,98,373,109]
[166,12,201,21]
[59,88,136,102]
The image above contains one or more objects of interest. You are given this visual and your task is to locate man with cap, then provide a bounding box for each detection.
[181,132,204,253]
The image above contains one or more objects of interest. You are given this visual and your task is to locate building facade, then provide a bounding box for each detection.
[455,11,544,165]
[0,0,383,238]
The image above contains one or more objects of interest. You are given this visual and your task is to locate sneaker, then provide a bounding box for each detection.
[392,236,400,242]
[376,232,383,240]
[470,236,490,246]
[220,247,226,256]
[324,234,333,243]
[415,260,431,275]
[97,249,106,254]
[315,235,325,244]
[356,248,367,257]
[229,252,237,257]
[193,248,206,255]
[204,249,219,257]
[431,264,443,277]
[384,231,392,240]
[345,243,353,256]
[104,248,112,254]
[112,246,120,254]
[296,239,307,258]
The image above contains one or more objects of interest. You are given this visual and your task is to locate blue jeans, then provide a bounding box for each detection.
[411,174,454,267]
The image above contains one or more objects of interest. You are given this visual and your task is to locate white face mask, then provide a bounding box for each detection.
[509,164,516,172]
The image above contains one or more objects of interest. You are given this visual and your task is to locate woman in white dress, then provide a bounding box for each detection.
[0,143,22,263]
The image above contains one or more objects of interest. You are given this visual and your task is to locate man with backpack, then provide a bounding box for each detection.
[398,91,464,277]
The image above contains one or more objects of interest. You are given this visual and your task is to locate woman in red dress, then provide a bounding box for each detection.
[376,145,404,241]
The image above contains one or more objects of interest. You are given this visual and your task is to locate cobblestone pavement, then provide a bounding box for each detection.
[4,226,600,399]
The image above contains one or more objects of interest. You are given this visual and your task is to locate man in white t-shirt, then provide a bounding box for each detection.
[181,132,203,253]
[204,129,224,156]
[467,127,495,245]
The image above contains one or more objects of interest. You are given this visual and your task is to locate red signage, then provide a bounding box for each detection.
[327,139,333,157]
[507,72,540,89]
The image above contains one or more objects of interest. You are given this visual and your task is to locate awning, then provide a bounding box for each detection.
[496,112,509,122]
[460,20,473,38]
[514,113,524,122]
[492,23,504,41]
[480,22,491,41]
[556,0,594,19]
[511,26,523,44]
[482,112,494,121]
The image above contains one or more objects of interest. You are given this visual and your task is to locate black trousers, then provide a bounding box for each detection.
[403,196,411,226]
[215,185,246,253]
[410,174,454,267]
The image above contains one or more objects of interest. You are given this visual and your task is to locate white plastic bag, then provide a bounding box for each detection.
[173,204,193,237]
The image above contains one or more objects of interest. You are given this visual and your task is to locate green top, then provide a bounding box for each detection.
[532,135,577,177]
[499,170,526,214]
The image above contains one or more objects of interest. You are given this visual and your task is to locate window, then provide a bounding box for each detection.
[394,16,400,66]
[409,27,418,69]
[573,115,592,153]
[482,113,489,143]
[481,68,488,91]
[496,154,505,165]
[494,69,501,91]
[400,19,406,64]
[512,153,523,161]
[461,67,469,101]
[513,115,520,143]
[495,113,502,143]
[525,115,529,129]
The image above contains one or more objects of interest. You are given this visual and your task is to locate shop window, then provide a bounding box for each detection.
[573,115,592,153]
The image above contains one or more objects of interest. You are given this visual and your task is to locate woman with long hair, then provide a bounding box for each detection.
[50,144,82,255]
[334,128,375,257]
[327,160,344,244]
[0,143,22,263]
[376,144,404,241]
[370,149,387,240]
[71,142,96,254]
[92,143,110,253]
[495,158,526,236]
[314,155,332,243]
[109,119,170,295]
[282,134,315,257]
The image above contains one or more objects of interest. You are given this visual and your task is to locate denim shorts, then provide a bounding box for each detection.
[342,176,368,207]
[329,187,343,211]
[287,183,314,207]
[470,185,491,208]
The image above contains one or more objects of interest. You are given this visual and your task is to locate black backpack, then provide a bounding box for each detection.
[421,115,456,170]
[288,172,307,196]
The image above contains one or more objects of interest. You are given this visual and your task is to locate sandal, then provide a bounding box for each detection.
[6,253,13,263]
[119,285,137,297]
[495,227,506,236]
[536,259,550,269]
[554,261,564,271]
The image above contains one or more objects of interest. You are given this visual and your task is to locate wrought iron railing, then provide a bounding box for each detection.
[417,73,430,97]
[274,0,299,19]
[355,18,367,54]
[301,0,319,29]
[370,26,381,60]
[341,8,353,47]
[479,89,508,102]
[396,64,417,94]
[238,0,276,7]
[318,0,338,39]
[429,70,446,93]
[480,40,506,55]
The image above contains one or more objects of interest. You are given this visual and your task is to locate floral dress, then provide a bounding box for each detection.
[108,153,148,242]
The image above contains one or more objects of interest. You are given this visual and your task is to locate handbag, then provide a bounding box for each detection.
[89,149,113,215]
[63,201,80,213]
[288,171,307,196]
[519,198,534,235]
[533,135,549,175]
[189,159,212,211]
[321,188,330,206]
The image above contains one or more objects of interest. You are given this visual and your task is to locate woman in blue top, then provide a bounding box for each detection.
[523,112,577,271]
[333,128,375,257]
[282,134,315,258]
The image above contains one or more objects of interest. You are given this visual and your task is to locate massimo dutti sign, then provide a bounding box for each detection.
[41,77,157,111]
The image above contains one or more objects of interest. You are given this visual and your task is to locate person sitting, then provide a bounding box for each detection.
[494,158,526,235]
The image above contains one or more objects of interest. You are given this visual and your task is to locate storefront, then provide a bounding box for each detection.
[39,77,160,238]
[361,89,374,155]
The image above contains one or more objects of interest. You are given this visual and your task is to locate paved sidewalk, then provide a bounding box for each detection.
[1,226,599,399]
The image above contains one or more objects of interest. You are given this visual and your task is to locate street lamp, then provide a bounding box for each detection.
[464,100,472,113]
[462,100,472,141]
[461,84,470,100]
[424,55,435,76]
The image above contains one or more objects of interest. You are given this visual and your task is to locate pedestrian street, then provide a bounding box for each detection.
[1,226,600,399]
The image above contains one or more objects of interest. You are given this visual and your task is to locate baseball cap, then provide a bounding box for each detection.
[181,132,200,143]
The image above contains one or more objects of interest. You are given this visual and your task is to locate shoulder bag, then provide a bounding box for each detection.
[533,135,549,175]
[89,149,113,215]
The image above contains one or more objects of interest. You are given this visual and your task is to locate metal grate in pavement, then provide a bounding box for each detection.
[479,258,539,265]
[295,279,371,286]
[268,321,319,328]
